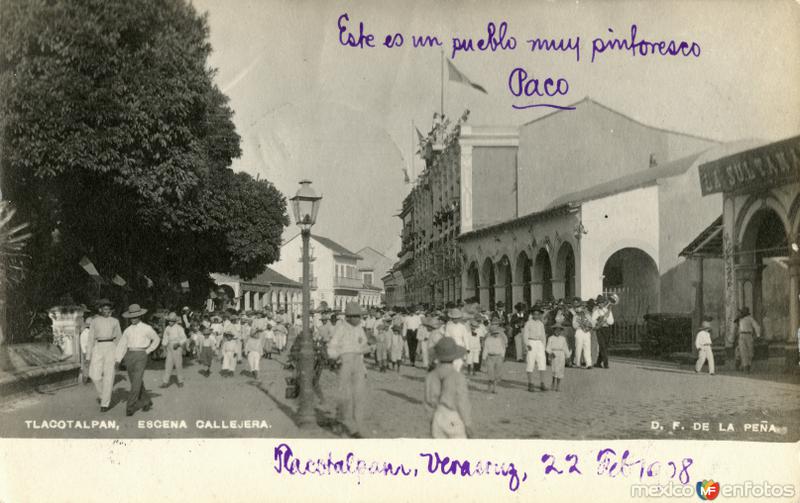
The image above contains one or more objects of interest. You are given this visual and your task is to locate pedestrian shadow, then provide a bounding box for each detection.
[249,380,342,435]
[378,388,423,405]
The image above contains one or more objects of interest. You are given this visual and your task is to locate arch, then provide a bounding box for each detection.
[736,194,791,246]
[480,257,496,308]
[737,206,790,340]
[466,261,480,302]
[496,255,513,309]
[555,242,576,300]
[602,247,659,321]
[532,248,553,302]
[514,251,532,307]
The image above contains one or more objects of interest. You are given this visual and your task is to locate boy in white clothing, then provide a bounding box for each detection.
[695,317,715,375]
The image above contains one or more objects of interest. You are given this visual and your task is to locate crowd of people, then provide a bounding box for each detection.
[79,299,298,416]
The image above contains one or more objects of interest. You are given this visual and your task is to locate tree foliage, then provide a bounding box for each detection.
[0,0,288,338]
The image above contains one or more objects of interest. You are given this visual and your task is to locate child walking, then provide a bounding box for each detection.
[695,317,715,375]
[481,325,508,393]
[245,330,264,379]
[375,315,391,372]
[424,338,474,438]
[220,331,238,377]
[198,326,216,377]
[389,321,404,372]
[546,323,572,391]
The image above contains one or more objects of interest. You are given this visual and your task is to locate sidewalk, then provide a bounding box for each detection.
[0,343,79,397]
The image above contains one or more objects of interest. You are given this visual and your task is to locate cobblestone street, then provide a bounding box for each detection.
[2,349,799,441]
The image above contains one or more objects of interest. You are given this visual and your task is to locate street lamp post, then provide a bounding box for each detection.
[289,180,322,430]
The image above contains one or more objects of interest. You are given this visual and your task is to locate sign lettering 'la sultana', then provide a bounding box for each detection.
[698,136,800,196]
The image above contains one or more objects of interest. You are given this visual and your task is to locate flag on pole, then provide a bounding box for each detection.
[111,274,127,287]
[416,127,425,144]
[446,59,487,94]
[79,256,100,277]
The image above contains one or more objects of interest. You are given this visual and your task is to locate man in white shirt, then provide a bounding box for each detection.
[87,299,122,413]
[572,304,595,369]
[694,317,715,375]
[736,307,761,372]
[79,317,92,384]
[116,304,160,416]
[524,307,548,391]
[403,308,423,367]
[444,308,470,350]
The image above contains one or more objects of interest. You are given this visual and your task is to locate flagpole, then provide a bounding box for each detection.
[411,119,415,182]
[440,49,444,121]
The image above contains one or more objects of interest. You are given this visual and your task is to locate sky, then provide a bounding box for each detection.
[192,0,800,261]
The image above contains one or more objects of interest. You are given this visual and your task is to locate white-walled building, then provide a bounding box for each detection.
[271,234,384,311]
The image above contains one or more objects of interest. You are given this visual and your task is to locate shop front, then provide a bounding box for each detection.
[694,135,800,365]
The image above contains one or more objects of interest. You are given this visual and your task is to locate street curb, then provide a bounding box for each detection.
[0,363,80,399]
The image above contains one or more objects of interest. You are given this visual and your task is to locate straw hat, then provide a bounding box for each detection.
[433,337,467,363]
[345,302,364,317]
[166,312,179,322]
[447,308,463,320]
[122,304,148,319]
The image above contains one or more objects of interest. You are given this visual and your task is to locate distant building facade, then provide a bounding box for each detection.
[391,113,467,308]
[271,234,385,311]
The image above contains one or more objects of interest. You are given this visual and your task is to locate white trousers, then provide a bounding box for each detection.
[89,342,116,407]
[247,351,260,372]
[573,330,592,368]
[222,351,237,371]
[695,346,715,374]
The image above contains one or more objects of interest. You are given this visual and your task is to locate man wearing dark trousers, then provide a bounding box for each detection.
[115,304,160,416]
[592,295,614,369]
[403,308,423,367]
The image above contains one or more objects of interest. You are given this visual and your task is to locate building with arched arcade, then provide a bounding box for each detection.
[684,135,800,348]
[210,268,302,319]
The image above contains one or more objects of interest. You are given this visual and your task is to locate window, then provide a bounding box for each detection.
[363,273,373,286]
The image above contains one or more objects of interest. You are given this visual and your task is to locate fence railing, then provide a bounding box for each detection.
[609,321,647,345]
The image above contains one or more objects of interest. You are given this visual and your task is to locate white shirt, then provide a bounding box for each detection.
[404,314,422,332]
[738,315,761,338]
[80,328,91,355]
[696,329,712,348]
[115,322,160,362]
[523,319,546,344]
[445,321,470,349]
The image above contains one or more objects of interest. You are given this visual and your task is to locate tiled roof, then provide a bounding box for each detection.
[546,150,707,209]
[242,267,300,287]
[312,235,362,259]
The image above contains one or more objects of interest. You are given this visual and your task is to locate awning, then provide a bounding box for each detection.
[680,216,723,258]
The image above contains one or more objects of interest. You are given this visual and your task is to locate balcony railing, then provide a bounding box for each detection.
[334,276,363,289]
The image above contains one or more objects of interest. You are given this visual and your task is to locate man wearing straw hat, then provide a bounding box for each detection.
[115,304,160,416]
[160,312,187,388]
[87,298,122,413]
[444,308,470,350]
[327,302,372,437]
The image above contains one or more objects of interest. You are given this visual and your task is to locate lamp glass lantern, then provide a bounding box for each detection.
[290,180,321,230]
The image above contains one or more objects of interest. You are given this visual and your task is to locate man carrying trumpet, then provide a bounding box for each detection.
[593,295,616,369]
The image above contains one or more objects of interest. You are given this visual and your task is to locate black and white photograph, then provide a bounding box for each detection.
[1,0,799,456]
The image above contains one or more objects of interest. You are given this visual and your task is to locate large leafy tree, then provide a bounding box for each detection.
[0,0,287,340]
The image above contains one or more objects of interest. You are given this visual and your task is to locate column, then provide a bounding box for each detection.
[691,257,704,357]
[551,280,566,300]
[531,281,544,303]
[788,257,800,368]
[460,145,473,233]
[511,283,524,305]
[479,286,490,309]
